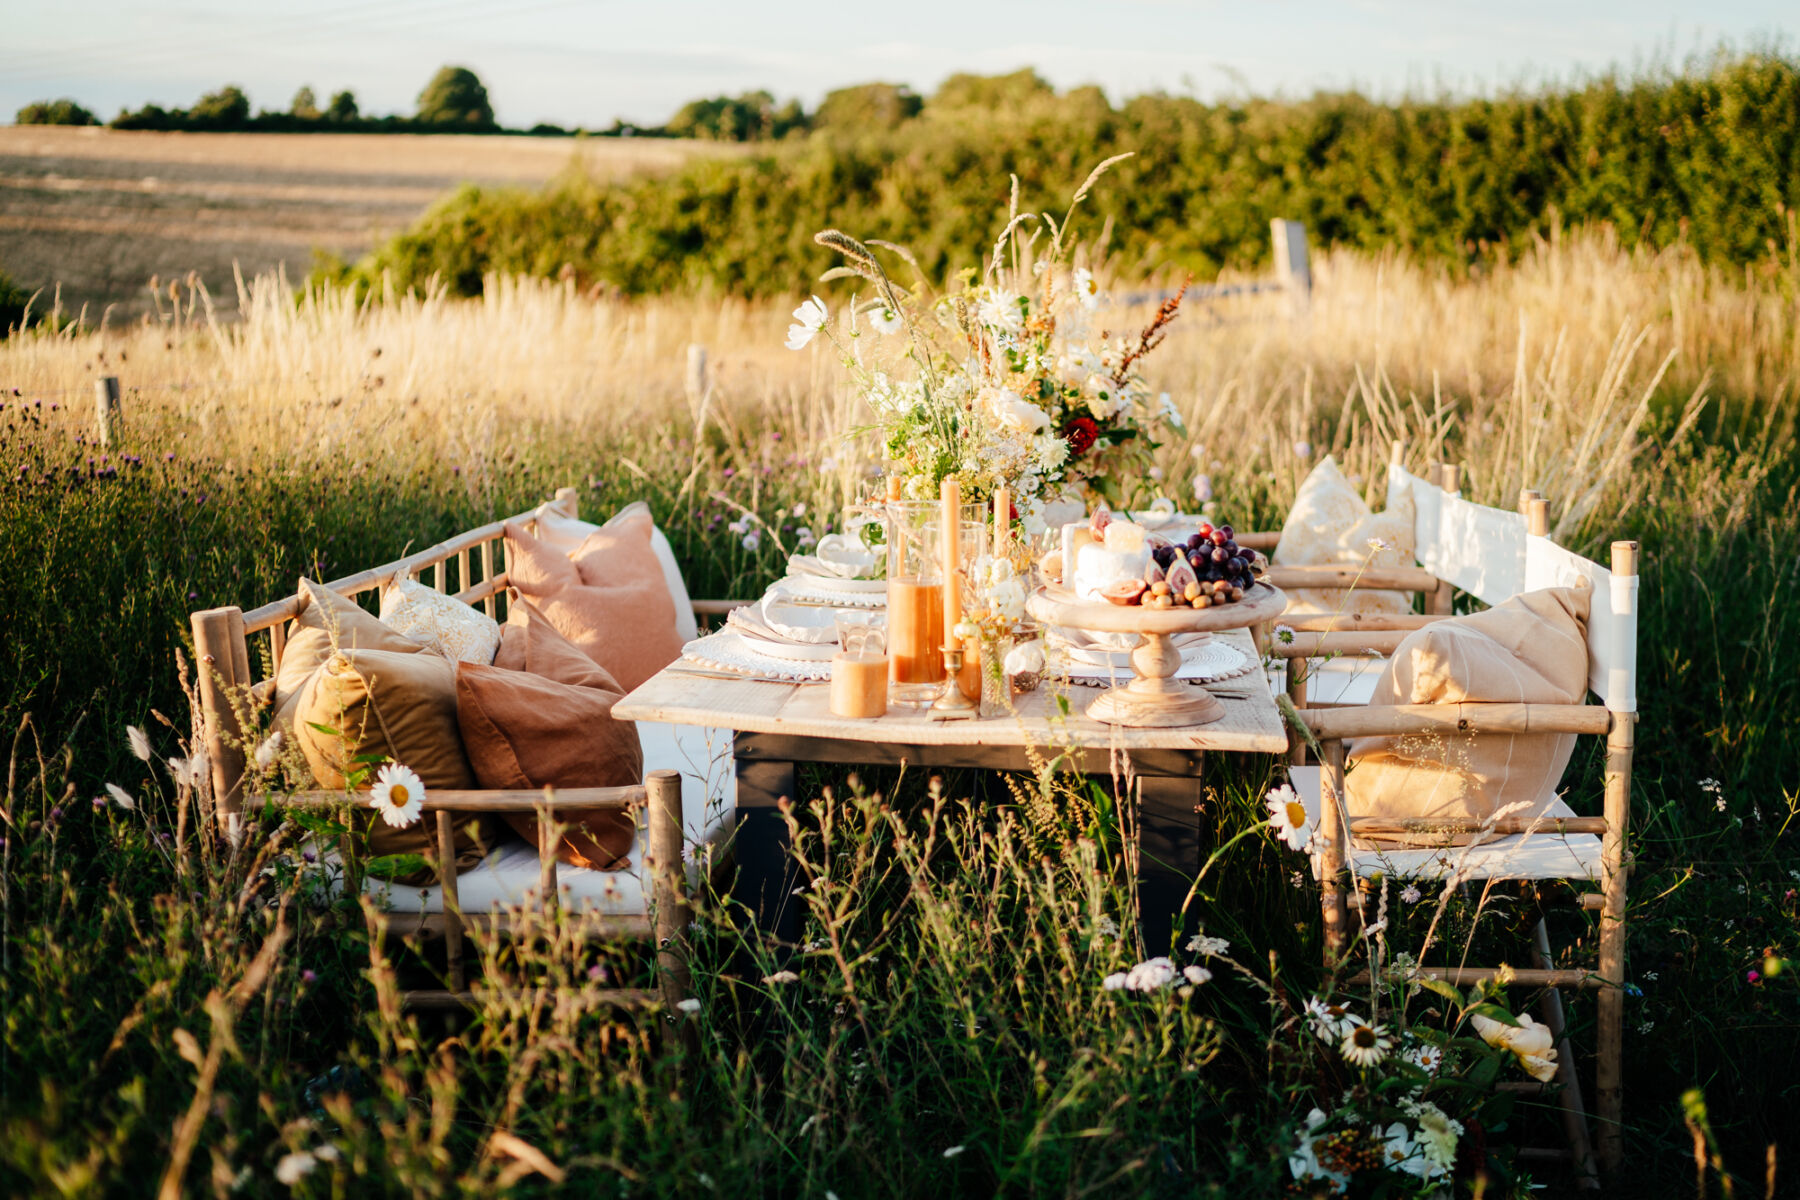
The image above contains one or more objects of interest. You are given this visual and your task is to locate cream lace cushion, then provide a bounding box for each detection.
[503,515,683,692]
[292,647,501,883]
[1273,456,1417,616]
[1345,586,1592,845]
[378,577,502,664]
[457,617,643,871]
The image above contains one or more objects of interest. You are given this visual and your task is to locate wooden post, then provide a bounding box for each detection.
[1319,739,1349,964]
[1286,668,1309,766]
[1595,539,1638,1177]
[479,537,496,618]
[1527,497,1550,539]
[536,790,560,921]
[646,769,691,1008]
[1518,488,1542,517]
[685,344,709,410]
[436,811,466,992]
[1532,918,1602,1189]
[189,607,248,833]
[1271,219,1312,309]
[94,376,121,447]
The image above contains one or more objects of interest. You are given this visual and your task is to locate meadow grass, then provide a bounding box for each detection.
[0,229,1795,1196]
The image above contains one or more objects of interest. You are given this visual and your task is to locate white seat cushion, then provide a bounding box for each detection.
[1270,657,1386,707]
[364,721,738,915]
[1290,766,1602,882]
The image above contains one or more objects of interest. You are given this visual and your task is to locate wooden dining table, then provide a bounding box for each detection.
[614,626,1290,953]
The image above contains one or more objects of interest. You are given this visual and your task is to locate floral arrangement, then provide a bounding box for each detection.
[786,156,1187,533]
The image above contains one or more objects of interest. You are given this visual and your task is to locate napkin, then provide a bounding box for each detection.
[786,532,880,581]
[727,593,840,646]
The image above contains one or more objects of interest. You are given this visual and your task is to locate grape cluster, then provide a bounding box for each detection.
[1144,520,1262,607]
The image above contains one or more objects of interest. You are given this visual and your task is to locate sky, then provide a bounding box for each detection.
[4,1,1794,129]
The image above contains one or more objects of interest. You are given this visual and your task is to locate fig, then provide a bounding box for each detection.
[1090,505,1113,539]
[1101,578,1147,606]
[1145,558,1167,585]
[1165,558,1199,596]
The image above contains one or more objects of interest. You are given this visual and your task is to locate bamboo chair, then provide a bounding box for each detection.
[189,488,750,1013]
[1271,472,1639,1187]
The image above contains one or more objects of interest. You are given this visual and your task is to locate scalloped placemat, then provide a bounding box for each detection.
[1060,639,1252,688]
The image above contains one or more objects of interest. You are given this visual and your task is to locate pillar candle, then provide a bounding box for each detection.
[885,472,902,502]
[994,484,1010,558]
[941,477,961,636]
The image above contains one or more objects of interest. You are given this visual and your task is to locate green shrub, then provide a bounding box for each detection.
[337,52,1800,299]
[415,65,495,131]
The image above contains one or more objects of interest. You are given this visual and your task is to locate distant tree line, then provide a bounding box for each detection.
[13,67,533,135]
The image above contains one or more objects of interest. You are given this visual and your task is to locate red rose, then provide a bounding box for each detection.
[1064,416,1099,458]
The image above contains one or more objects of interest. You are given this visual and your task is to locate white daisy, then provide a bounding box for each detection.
[126,724,152,761]
[1304,997,1358,1042]
[1340,1018,1392,1067]
[1402,1040,1443,1075]
[785,295,829,350]
[1071,267,1102,310]
[868,306,903,335]
[104,783,135,810]
[370,763,425,829]
[1266,784,1313,852]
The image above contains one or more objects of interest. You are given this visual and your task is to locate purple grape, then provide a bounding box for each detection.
[1186,533,1205,551]
[1220,524,1235,539]
[1210,529,1229,546]
[1228,555,1245,573]
[1211,546,1228,563]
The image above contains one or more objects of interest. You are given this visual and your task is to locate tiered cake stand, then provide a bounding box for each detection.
[1027,581,1287,727]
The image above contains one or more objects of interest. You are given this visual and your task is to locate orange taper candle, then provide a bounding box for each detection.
[941,477,962,636]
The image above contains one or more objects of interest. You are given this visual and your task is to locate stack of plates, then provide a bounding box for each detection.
[726,594,842,662]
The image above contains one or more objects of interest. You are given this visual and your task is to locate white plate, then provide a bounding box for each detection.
[782,572,887,594]
[732,631,840,662]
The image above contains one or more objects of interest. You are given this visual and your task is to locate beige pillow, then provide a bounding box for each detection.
[1346,586,1592,844]
[274,578,426,710]
[292,647,500,881]
[379,577,501,664]
[1274,455,1416,616]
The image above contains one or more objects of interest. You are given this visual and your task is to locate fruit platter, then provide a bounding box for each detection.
[1029,508,1286,727]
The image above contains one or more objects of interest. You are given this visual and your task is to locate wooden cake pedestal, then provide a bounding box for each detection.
[1027,582,1287,728]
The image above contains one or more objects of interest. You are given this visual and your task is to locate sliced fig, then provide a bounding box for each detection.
[1144,557,1166,585]
[1090,505,1113,539]
[1166,558,1198,596]
[1145,532,1173,550]
[1101,578,1147,606]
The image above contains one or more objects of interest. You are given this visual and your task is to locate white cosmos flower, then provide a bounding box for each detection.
[868,306,903,335]
[274,1151,317,1186]
[370,763,425,829]
[1266,783,1313,852]
[785,295,829,350]
[1071,267,1102,310]
[1339,1017,1392,1067]
[105,783,136,810]
[1185,935,1230,957]
[126,725,152,761]
[1304,997,1359,1042]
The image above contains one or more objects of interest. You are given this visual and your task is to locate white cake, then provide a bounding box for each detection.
[1072,521,1150,600]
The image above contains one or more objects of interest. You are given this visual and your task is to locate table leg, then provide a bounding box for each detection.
[1137,771,1206,955]
[733,755,801,946]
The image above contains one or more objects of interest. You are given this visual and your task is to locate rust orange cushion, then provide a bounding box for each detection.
[503,511,682,692]
[456,615,644,870]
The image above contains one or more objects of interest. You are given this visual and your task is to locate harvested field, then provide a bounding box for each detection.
[0,127,733,322]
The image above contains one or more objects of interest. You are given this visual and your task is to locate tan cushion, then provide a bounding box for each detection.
[503,513,683,692]
[378,577,502,664]
[496,598,623,691]
[292,647,499,881]
[1273,455,1417,616]
[274,578,425,710]
[1346,587,1593,844]
[457,621,643,871]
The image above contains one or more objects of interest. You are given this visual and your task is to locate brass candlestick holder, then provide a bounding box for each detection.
[928,643,979,720]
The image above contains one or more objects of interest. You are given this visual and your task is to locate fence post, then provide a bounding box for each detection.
[94,376,121,447]
[1271,220,1312,310]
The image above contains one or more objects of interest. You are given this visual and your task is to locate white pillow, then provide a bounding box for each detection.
[378,577,502,664]
[1273,455,1417,616]
[533,500,698,643]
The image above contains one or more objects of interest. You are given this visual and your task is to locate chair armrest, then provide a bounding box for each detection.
[1300,702,1612,740]
[1234,531,1281,552]
[1264,564,1439,591]
[1282,613,1446,633]
[1272,631,1409,658]
[1349,815,1608,837]
[263,785,647,813]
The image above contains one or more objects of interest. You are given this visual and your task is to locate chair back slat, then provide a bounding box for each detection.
[1387,463,1529,606]
[1524,535,1639,714]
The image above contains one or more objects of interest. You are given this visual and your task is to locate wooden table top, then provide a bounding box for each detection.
[615,627,1289,756]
